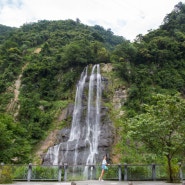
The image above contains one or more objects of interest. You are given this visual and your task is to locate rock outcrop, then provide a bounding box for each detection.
[43,64,115,165]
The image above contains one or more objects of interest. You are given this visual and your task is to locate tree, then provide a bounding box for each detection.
[0,114,31,163]
[127,93,185,182]
[61,40,93,68]
[112,41,137,63]
[161,2,185,34]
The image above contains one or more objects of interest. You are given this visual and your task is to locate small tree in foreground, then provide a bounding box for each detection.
[127,93,185,182]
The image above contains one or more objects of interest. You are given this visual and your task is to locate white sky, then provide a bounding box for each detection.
[0,0,184,41]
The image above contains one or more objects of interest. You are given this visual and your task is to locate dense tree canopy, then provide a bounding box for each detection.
[127,93,185,182]
[0,114,31,163]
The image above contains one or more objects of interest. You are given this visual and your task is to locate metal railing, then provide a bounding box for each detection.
[0,163,183,182]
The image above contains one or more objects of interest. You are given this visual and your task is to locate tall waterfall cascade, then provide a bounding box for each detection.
[44,64,114,167]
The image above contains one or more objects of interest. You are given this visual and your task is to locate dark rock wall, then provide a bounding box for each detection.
[43,65,115,165]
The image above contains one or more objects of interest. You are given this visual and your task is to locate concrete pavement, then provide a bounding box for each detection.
[0,181,182,185]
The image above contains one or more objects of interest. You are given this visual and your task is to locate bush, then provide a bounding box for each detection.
[0,165,13,184]
[127,165,151,180]
[31,166,58,180]
[12,165,28,180]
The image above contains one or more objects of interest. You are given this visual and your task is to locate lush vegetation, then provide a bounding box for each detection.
[112,2,185,182]
[0,18,126,164]
[0,2,185,182]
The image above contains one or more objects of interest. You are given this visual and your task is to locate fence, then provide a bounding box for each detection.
[0,163,183,182]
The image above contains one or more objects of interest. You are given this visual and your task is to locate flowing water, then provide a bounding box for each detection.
[69,66,88,141]
[83,64,102,177]
[44,64,102,176]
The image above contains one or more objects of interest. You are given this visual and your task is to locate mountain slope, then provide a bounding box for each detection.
[0,19,126,164]
[0,2,185,166]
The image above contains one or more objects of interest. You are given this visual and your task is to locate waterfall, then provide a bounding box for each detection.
[44,64,102,170]
[69,67,88,141]
[85,64,101,165]
[64,66,88,166]
[68,64,102,166]
[83,64,102,177]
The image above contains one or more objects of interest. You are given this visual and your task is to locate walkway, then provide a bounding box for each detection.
[1,181,181,185]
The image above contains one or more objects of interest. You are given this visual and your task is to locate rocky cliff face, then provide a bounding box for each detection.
[43,64,115,165]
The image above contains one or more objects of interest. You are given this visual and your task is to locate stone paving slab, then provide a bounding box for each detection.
[0,181,182,185]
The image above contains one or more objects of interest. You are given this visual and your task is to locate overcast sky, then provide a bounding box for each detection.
[0,0,184,41]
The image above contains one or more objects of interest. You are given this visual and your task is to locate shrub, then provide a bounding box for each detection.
[12,165,28,180]
[0,165,13,184]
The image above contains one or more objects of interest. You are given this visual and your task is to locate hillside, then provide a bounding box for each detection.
[0,3,185,181]
[0,19,126,164]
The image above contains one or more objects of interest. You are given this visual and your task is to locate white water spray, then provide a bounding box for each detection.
[63,66,88,165]
[44,64,102,172]
[69,67,88,141]
[83,64,102,177]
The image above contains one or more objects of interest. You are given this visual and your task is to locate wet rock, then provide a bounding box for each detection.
[43,65,115,166]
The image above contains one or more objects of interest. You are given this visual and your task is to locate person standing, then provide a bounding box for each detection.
[99,155,108,181]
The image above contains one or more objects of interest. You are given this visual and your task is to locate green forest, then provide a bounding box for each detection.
[0,2,185,182]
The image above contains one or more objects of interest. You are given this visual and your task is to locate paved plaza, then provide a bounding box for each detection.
[0,181,182,185]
